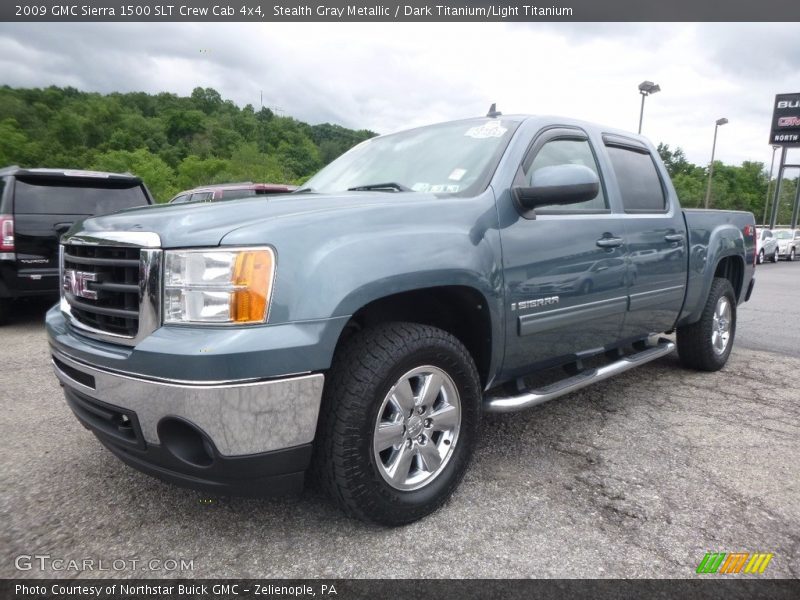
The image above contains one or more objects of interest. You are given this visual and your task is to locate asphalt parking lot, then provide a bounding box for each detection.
[1,263,799,579]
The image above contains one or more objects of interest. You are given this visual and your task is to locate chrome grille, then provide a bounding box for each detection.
[60,231,162,346]
[63,244,141,336]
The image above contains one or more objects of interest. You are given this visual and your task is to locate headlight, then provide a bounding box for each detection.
[163,247,275,324]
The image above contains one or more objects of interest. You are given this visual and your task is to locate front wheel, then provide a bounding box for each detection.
[772,249,780,263]
[789,248,796,262]
[314,322,481,525]
[676,277,736,371]
[757,249,764,264]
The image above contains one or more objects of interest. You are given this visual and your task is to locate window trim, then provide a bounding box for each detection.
[602,134,670,215]
[514,126,611,219]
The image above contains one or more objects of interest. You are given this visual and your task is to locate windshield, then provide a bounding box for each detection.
[301,119,519,196]
[774,231,793,240]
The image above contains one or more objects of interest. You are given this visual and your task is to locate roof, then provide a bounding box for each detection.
[174,182,298,196]
[0,165,141,182]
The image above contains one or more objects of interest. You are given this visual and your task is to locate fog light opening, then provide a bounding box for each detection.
[158,418,215,468]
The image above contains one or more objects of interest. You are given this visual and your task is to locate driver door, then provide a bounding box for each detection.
[499,127,631,378]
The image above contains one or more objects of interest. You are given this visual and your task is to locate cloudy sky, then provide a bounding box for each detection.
[0,22,797,168]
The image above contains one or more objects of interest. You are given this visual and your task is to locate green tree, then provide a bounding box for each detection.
[92,148,177,202]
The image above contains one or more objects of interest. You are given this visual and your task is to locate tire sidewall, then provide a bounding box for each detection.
[758,250,764,264]
[321,324,482,524]
[361,342,480,513]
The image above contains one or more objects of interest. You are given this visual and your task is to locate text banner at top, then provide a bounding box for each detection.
[3,0,800,22]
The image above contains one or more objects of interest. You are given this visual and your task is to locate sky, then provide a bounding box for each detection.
[0,22,798,169]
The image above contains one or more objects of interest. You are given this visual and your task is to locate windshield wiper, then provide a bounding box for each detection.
[347,182,412,193]
[292,187,316,194]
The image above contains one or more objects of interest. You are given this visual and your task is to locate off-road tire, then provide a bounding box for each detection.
[0,299,10,325]
[676,277,736,372]
[314,322,481,526]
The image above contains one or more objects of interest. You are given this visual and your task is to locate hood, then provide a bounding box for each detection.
[69,192,443,248]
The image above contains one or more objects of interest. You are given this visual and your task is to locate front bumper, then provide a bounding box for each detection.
[51,347,324,495]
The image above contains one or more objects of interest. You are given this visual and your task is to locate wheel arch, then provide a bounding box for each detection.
[332,285,497,389]
[714,255,745,301]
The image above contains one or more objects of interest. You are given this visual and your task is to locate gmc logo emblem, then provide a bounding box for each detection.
[63,269,98,300]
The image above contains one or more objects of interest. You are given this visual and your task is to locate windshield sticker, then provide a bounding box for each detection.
[465,120,508,139]
[412,182,431,192]
[448,168,467,181]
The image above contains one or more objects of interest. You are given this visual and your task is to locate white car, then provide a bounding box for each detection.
[757,228,779,264]
[774,229,800,262]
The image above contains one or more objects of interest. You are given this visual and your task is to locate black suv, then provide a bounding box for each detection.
[0,167,153,323]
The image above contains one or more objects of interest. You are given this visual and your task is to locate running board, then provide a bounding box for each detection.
[484,339,676,414]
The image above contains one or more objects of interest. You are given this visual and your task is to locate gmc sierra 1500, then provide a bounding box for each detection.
[46,113,756,525]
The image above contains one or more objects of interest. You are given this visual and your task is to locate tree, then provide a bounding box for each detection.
[92,148,177,202]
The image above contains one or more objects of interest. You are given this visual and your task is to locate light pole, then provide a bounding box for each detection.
[704,117,729,209]
[762,145,780,225]
[637,80,661,134]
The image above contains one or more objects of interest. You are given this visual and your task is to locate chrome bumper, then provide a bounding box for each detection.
[51,349,324,456]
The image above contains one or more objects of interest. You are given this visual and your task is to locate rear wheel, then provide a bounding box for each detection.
[0,299,10,325]
[314,322,481,526]
[677,277,736,371]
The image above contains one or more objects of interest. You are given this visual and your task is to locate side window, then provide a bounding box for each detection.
[190,192,213,202]
[524,139,607,211]
[171,194,190,204]
[221,189,256,200]
[606,146,667,212]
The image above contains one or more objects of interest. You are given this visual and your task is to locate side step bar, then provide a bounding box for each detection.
[484,339,676,414]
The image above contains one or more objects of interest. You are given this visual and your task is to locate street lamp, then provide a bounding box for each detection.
[637,80,661,134]
[704,118,729,209]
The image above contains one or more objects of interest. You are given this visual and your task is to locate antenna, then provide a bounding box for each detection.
[486,103,502,118]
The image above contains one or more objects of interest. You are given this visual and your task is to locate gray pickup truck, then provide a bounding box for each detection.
[46,113,756,525]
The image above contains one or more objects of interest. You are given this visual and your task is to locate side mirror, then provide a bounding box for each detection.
[512,164,600,212]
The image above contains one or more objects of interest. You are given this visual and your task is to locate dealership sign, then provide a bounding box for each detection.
[770,93,800,146]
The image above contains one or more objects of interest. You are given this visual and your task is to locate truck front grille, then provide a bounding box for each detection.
[62,244,141,336]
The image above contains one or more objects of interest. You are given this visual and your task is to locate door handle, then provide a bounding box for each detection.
[664,233,684,243]
[596,237,624,248]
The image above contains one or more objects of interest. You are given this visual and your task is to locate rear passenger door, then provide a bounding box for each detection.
[602,135,688,338]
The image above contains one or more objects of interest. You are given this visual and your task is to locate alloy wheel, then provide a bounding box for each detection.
[373,365,461,491]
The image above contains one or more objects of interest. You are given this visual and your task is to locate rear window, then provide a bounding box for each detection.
[13,178,149,216]
[606,146,667,212]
